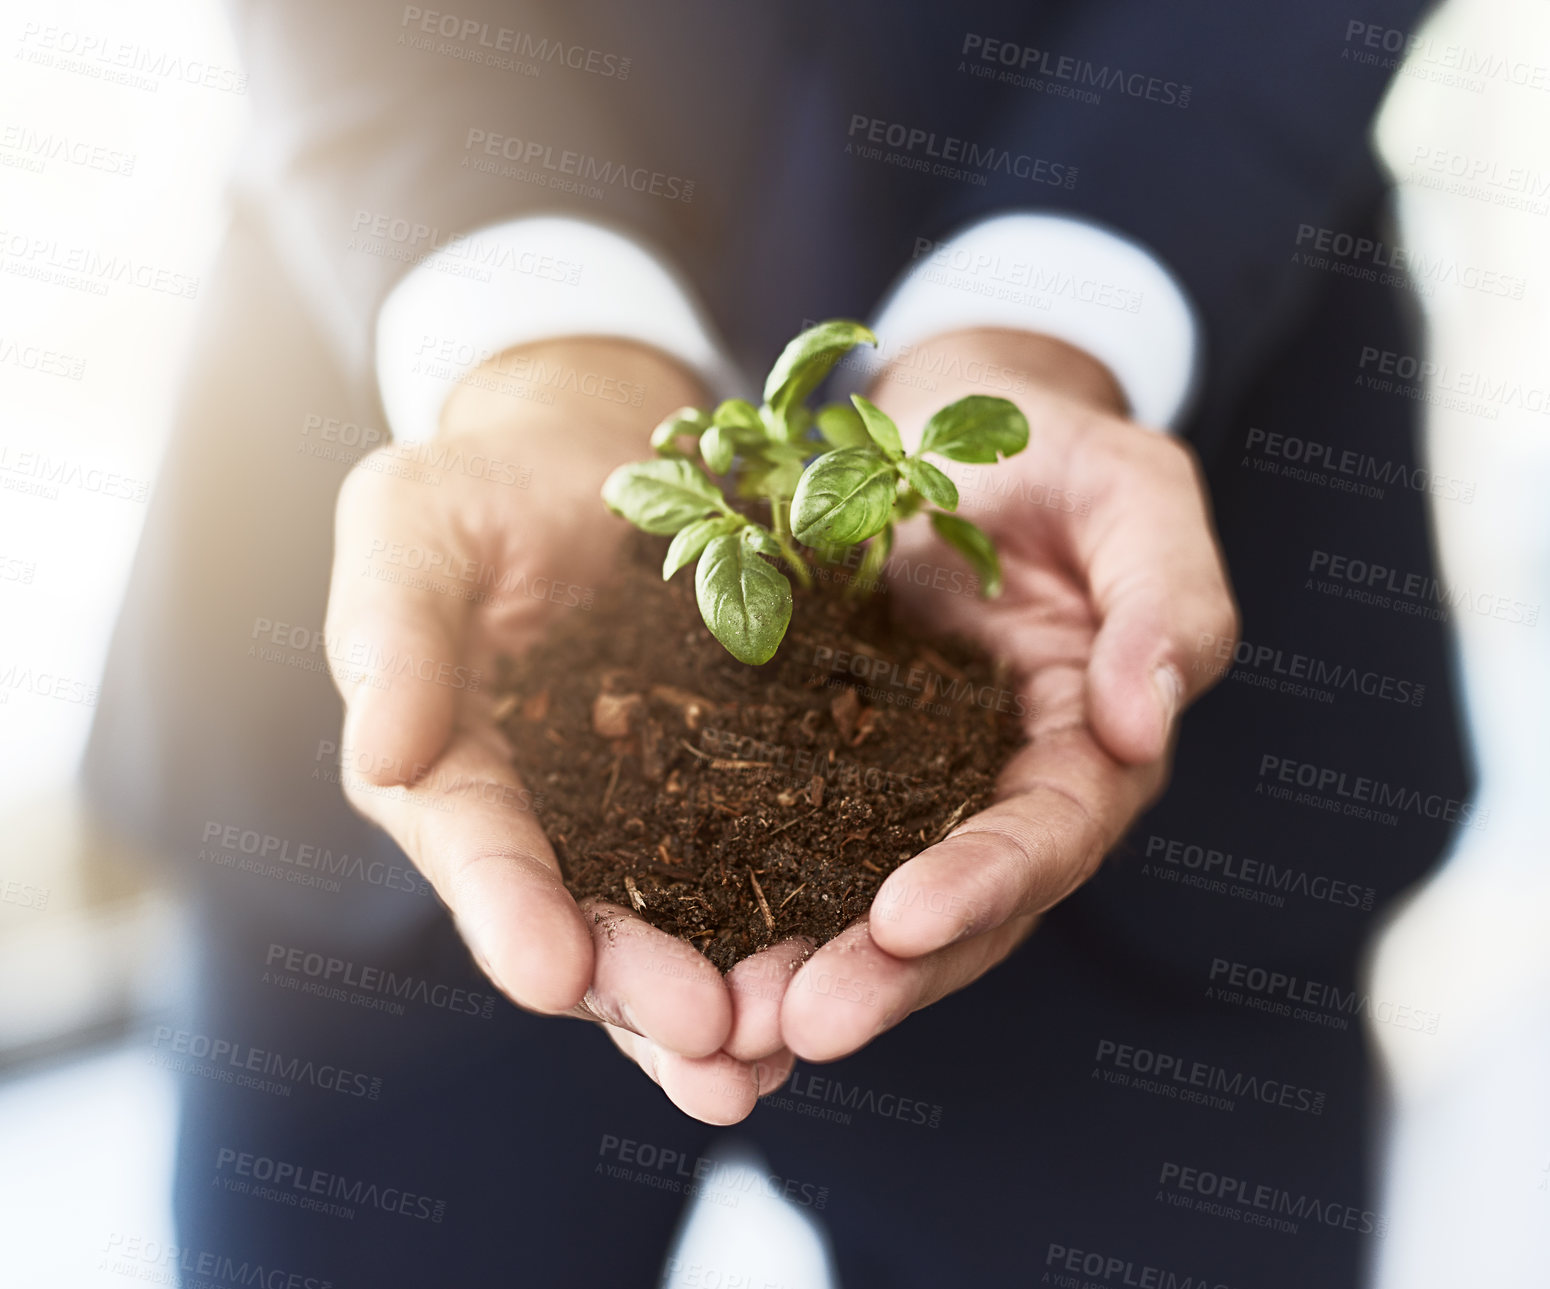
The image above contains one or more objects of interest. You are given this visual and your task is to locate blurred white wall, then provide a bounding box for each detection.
[1366,1,1550,1283]
[0,0,248,801]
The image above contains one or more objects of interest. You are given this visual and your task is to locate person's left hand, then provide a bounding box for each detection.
[746,328,1241,1067]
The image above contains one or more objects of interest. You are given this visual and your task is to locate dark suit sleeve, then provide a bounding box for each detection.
[222,0,672,390]
[911,0,1438,448]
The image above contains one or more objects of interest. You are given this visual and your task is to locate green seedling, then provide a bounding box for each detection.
[601,319,1029,665]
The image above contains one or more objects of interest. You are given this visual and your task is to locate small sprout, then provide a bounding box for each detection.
[599,320,1030,664]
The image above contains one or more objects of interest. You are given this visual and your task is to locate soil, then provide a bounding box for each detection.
[494,534,1024,971]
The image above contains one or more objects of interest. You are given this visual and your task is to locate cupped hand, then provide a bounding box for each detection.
[776,328,1240,1063]
[324,338,798,1123]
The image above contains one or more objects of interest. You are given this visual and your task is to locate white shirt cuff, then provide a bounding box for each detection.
[374,215,744,445]
[834,212,1201,431]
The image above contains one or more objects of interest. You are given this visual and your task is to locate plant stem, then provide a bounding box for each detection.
[767,496,812,588]
[775,533,812,588]
[849,524,892,599]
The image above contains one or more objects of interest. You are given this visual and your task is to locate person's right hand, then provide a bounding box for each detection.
[324,337,798,1124]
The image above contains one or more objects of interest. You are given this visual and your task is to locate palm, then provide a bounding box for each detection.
[772,381,1236,1065]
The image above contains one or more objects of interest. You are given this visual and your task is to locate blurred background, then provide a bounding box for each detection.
[0,0,1545,1284]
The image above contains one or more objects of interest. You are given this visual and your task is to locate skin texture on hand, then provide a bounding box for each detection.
[325,337,800,1124]
[323,328,1238,1126]
[766,328,1239,1067]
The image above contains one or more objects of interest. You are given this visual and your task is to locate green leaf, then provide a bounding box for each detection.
[850,394,904,460]
[789,447,898,547]
[700,425,735,475]
[601,459,724,534]
[920,396,1030,464]
[735,439,807,501]
[763,319,878,416]
[899,457,959,511]
[713,399,764,432]
[815,402,870,449]
[663,515,742,580]
[930,512,1003,597]
[740,525,782,558]
[695,534,793,665]
[650,406,711,455]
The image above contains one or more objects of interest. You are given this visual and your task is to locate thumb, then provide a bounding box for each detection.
[323,461,472,787]
[1083,446,1238,765]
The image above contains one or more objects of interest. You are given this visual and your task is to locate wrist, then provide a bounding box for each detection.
[867,328,1127,424]
[436,337,710,452]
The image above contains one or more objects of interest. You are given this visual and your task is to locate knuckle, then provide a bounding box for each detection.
[339,767,385,819]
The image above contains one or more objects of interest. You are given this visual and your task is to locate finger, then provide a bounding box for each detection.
[781,917,1033,1063]
[724,939,813,1062]
[325,459,472,787]
[1081,435,1239,764]
[575,900,732,1059]
[869,728,1158,959]
[343,725,592,1016]
[602,1027,793,1126]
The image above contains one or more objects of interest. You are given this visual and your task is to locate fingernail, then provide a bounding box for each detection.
[1152,664,1181,728]
[619,998,645,1037]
